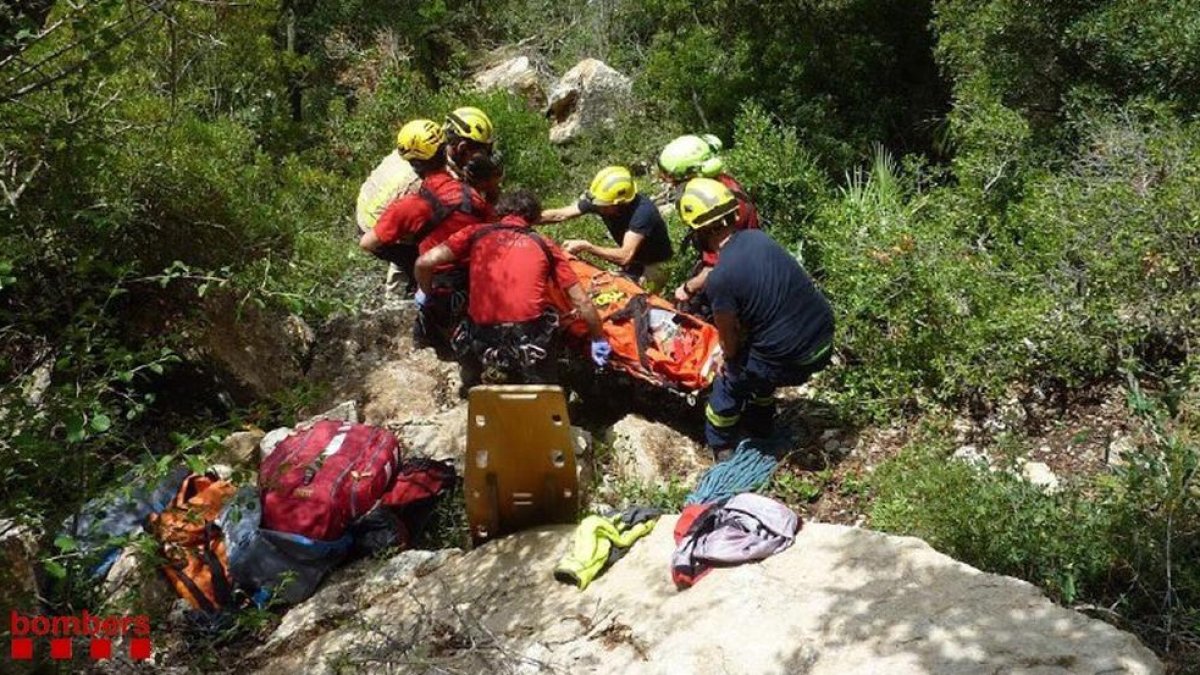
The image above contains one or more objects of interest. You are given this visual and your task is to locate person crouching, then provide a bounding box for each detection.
[415,190,611,395]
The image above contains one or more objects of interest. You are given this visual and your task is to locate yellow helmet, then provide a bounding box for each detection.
[396,119,445,161]
[444,106,495,145]
[678,178,739,230]
[587,166,637,206]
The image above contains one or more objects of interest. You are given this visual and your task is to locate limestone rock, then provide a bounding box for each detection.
[546,58,632,144]
[260,426,292,461]
[605,414,709,485]
[190,291,315,401]
[306,307,459,427]
[0,519,39,615]
[101,543,175,619]
[400,403,468,463]
[952,444,992,467]
[217,429,265,467]
[255,548,461,660]
[1021,460,1061,492]
[360,360,443,425]
[252,521,1162,675]
[314,400,358,423]
[473,55,545,105]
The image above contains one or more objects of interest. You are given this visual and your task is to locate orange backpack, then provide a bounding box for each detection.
[148,474,237,613]
[553,258,722,393]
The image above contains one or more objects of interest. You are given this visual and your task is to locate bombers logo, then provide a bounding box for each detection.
[9,610,152,662]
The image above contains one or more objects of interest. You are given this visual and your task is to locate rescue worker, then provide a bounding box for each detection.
[359,118,494,357]
[540,166,673,292]
[415,189,611,393]
[443,106,502,204]
[657,134,760,315]
[677,178,833,459]
[355,127,423,295]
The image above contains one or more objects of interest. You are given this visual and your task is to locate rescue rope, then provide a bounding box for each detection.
[684,437,788,505]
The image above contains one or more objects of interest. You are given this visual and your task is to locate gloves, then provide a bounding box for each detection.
[590,338,612,367]
[413,289,428,308]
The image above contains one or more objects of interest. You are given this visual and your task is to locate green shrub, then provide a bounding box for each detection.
[871,376,1200,658]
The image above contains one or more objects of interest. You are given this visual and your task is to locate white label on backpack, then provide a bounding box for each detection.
[323,432,348,457]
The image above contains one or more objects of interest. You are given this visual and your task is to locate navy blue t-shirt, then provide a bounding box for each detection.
[707,230,834,365]
[577,193,673,273]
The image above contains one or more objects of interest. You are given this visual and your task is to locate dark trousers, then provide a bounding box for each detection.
[704,346,832,449]
[414,269,468,359]
[371,243,420,293]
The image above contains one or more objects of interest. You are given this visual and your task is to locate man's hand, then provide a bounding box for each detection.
[674,283,692,303]
[562,239,590,256]
[712,350,726,377]
[413,289,428,308]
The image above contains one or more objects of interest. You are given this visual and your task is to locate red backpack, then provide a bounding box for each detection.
[259,421,401,542]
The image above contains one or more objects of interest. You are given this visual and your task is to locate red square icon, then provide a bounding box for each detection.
[49,637,72,660]
[10,638,34,660]
[90,638,113,661]
[129,638,152,661]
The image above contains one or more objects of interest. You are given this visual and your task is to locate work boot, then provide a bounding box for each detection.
[710,445,735,463]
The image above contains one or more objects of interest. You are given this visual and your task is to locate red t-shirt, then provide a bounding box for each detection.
[702,174,761,265]
[445,215,581,325]
[373,170,495,254]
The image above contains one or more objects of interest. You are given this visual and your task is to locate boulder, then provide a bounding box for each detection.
[400,403,468,463]
[0,520,39,615]
[101,544,176,619]
[546,58,632,144]
[305,307,459,427]
[255,548,461,660]
[474,55,545,106]
[260,426,293,462]
[252,521,1162,675]
[216,429,265,467]
[1020,460,1061,493]
[359,360,445,426]
[605,414,709,486]
[189,291,315,401]
[305,307,417,388]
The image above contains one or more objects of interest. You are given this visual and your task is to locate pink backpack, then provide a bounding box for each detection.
[259,421,401,542]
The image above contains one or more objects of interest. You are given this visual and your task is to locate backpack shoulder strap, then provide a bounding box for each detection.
[414,180,483,243]
[466,224,558,274]
[414,184,450,243]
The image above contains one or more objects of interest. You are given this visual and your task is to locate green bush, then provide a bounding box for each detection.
[871,376,1200,657]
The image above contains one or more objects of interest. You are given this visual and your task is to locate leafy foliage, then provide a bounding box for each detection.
[870,374,1200,659]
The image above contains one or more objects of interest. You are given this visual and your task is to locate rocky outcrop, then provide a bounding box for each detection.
[101,544,176,619]
[399,402,468,463]
[306,307,460,427]
[605,414,709,486]
[0,520,39,614]
[252,520,1162,675]
[546,58,632,144]
[473,55,546,106]
[189,291,315,401]
[216,429,266,467]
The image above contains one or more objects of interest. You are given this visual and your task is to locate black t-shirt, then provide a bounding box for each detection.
[577,193,673,272]
[707,230,834,365]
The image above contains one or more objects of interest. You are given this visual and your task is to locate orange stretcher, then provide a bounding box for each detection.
[552,258,722,395]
